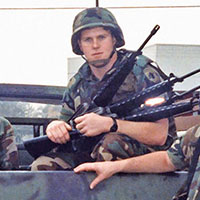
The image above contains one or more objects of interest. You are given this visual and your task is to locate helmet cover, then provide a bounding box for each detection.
[71,7,125,55]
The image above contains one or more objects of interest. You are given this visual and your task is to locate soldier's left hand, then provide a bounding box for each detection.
[74,161,118,189]
[74,113,113,137]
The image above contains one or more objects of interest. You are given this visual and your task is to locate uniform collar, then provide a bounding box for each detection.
[78,51,122,82]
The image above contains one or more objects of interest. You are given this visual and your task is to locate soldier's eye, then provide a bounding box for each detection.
[84,38,92,42]
[98,35,106,40]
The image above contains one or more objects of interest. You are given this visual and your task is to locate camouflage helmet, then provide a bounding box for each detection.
[71,7,125,55]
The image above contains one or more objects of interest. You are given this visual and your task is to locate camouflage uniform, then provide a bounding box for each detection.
[168,125,200,200]
[31,7,176,170]
[0,117,19,169]
[31,50,176,170]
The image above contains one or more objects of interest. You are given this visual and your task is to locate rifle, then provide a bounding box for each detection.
[24,70,200,158]
[70,68,200,120]
[124,89,200,122]
[23,25,161,158]
[107,68,200,116]
[93,24,160,107]
[56,25,160,127]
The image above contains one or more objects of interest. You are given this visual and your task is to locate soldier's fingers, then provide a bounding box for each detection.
[47,127,66,144]
[76,123,88,135]
[78,127,88,135]
[74,163,94,173]
[90,174,105,189]
[56,135,66,144]
[52,130,61,143]
[55,137,63,144]
[58,125,70,142]
[74,164,87,173]
[74,115,84,124]
[75,123,82,131]
[65,123,72,131]
[62,122,72,141]
[47,130,57,143]
[74,164,105,189]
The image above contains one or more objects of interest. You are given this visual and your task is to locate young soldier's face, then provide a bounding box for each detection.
[79,27,116,68]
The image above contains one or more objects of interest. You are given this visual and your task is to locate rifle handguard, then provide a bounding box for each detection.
[124,99,198,122]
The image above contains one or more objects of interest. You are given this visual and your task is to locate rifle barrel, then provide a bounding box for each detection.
[176,68,200,83]
[124,100,198,122]
[138,25,160,52]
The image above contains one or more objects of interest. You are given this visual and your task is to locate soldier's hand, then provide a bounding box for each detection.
[46,120,72,144]
[74,161,117,189]
[74,113,113,137]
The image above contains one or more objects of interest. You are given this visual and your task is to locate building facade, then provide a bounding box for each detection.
[67,44,200,91]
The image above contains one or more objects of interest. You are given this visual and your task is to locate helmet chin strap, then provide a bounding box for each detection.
[81,48,116,68]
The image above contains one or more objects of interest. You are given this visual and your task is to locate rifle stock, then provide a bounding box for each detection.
[24,135,57,158]
[24,130,102,158]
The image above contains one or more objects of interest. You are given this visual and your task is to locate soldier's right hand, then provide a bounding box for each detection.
[46,120,72,144]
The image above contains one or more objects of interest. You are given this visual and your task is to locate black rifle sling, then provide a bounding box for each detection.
[93,50,140,107]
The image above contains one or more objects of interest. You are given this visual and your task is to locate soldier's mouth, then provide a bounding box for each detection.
[92,52,103,56]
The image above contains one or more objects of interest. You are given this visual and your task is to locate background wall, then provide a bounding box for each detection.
[0,0,200,87]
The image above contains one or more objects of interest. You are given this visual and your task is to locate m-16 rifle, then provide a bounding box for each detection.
[24,69,200,159]
[23,25,161,158]
[107,68,200,116]
[92,24,160,107]
[72,25,161,119]
[124,86,200,122]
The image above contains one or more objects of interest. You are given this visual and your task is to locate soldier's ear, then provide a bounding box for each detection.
[112,36,116,46]
[78,40,83,52]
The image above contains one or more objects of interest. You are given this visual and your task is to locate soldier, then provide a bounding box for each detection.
[0,117,19,169]
[74,124,200,200]
[31,7,176,170]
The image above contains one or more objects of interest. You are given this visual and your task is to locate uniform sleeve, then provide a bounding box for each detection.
[167,125,200,170]
[167,137,187,170]
[59,94,75,122]
[0,117,19,169]
[59,78,77,122]
[133,54,163,92]
[135,56,177,140]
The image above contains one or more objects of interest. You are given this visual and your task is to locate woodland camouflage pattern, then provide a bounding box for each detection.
[0,117,18,169]
[168,124,200,200]
[31,51,176,170]
[71,7,125,55]
[189,159,200,200]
